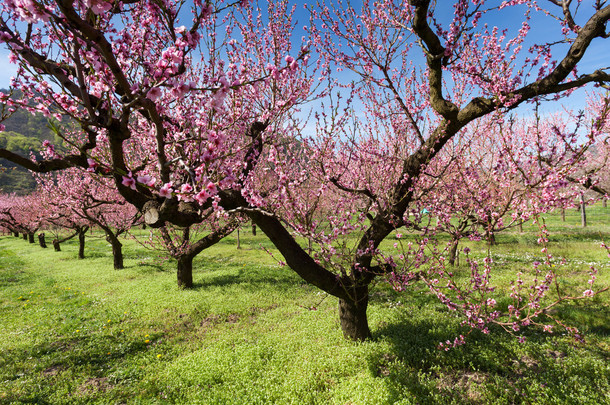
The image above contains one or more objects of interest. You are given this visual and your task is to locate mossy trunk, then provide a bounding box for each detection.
[339,286,372,341]
[177,255,194,289]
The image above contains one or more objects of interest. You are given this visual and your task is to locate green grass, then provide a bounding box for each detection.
[0,215,609,404]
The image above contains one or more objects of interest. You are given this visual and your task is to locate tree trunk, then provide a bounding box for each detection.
[13,231,18,237]
[236,228,241,249]
[338,286,372,341]
[251,222,256,236]
[176,255,194,289]
[580,193,587,228]
[561,208,566,222]
[110,237,124,270]
[52,239,61,251]
[38,233,47,248]
[448,238,459,266]
[78,230,86,259]
[486,230,496,246]
[28,233,34,243]
[604,198,607,208]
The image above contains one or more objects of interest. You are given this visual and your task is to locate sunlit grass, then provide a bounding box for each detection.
[0,210,608,404]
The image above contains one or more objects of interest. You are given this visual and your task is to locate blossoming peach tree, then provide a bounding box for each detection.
[0,0,609,342]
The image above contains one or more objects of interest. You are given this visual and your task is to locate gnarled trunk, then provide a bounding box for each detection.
[177,254,194,289]
[339,286,372,341]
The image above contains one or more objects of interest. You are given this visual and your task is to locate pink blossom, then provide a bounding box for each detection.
[122,174,136,190]
[147,87,162,101]
[137,174,156,187]
[159,183,174,198]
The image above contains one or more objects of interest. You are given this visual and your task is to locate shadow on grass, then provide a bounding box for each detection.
[368,297,610,404]
[0,333,151,404]
[192,268,302,291]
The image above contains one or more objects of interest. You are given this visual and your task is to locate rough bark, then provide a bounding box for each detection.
[38,233,47,248]
[108,236,124,270]
[339,286,372,341]
[78,229,86,259]
[176,254,194,289]
[581,193,587,228]
[448,238,459,266]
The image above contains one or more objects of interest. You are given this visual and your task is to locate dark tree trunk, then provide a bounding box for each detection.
[338,286,372,341]
[251,222,256,236]
[52,239,61,251]
[518,220,523,233]
[78,230,86,259]
[604,198,607,208]
[487,232,496,246]
[448,238,459,266]
[561,208,566,222]
[28,233,34,243]
[13,231,18,237]
[581,193,587,228]
[142,223,147,230]
[236,228,241,249]
[110,237,124,270]
[38,233,47,248]
[22,233,27,240]
[176,255,194,289]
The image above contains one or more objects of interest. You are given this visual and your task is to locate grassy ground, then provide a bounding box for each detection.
[0,209,609,404]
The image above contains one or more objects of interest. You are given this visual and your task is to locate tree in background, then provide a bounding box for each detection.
[37,168,140,268]
[0,0,608,341]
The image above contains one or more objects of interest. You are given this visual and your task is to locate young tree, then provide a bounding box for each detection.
[1,1,609,341]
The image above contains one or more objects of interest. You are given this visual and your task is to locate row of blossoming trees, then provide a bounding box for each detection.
[0,0,609,344]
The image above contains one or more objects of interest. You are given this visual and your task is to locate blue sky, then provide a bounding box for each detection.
[1,1,607,112]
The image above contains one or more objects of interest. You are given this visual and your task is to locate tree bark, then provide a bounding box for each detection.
[28,233,34,243]
[22,233,27,240]
[176,254,194,289]
[581,193,587,228]
[448,238,459,266]
[52,239,61,251]
[13,231,18,237]
[107,235,124,270]
[561,208,566,222]
[339,286,372,341]
[38,233,47,248]
[78,229,86,259]
[251,222,256,236]
[236,228,241,249]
